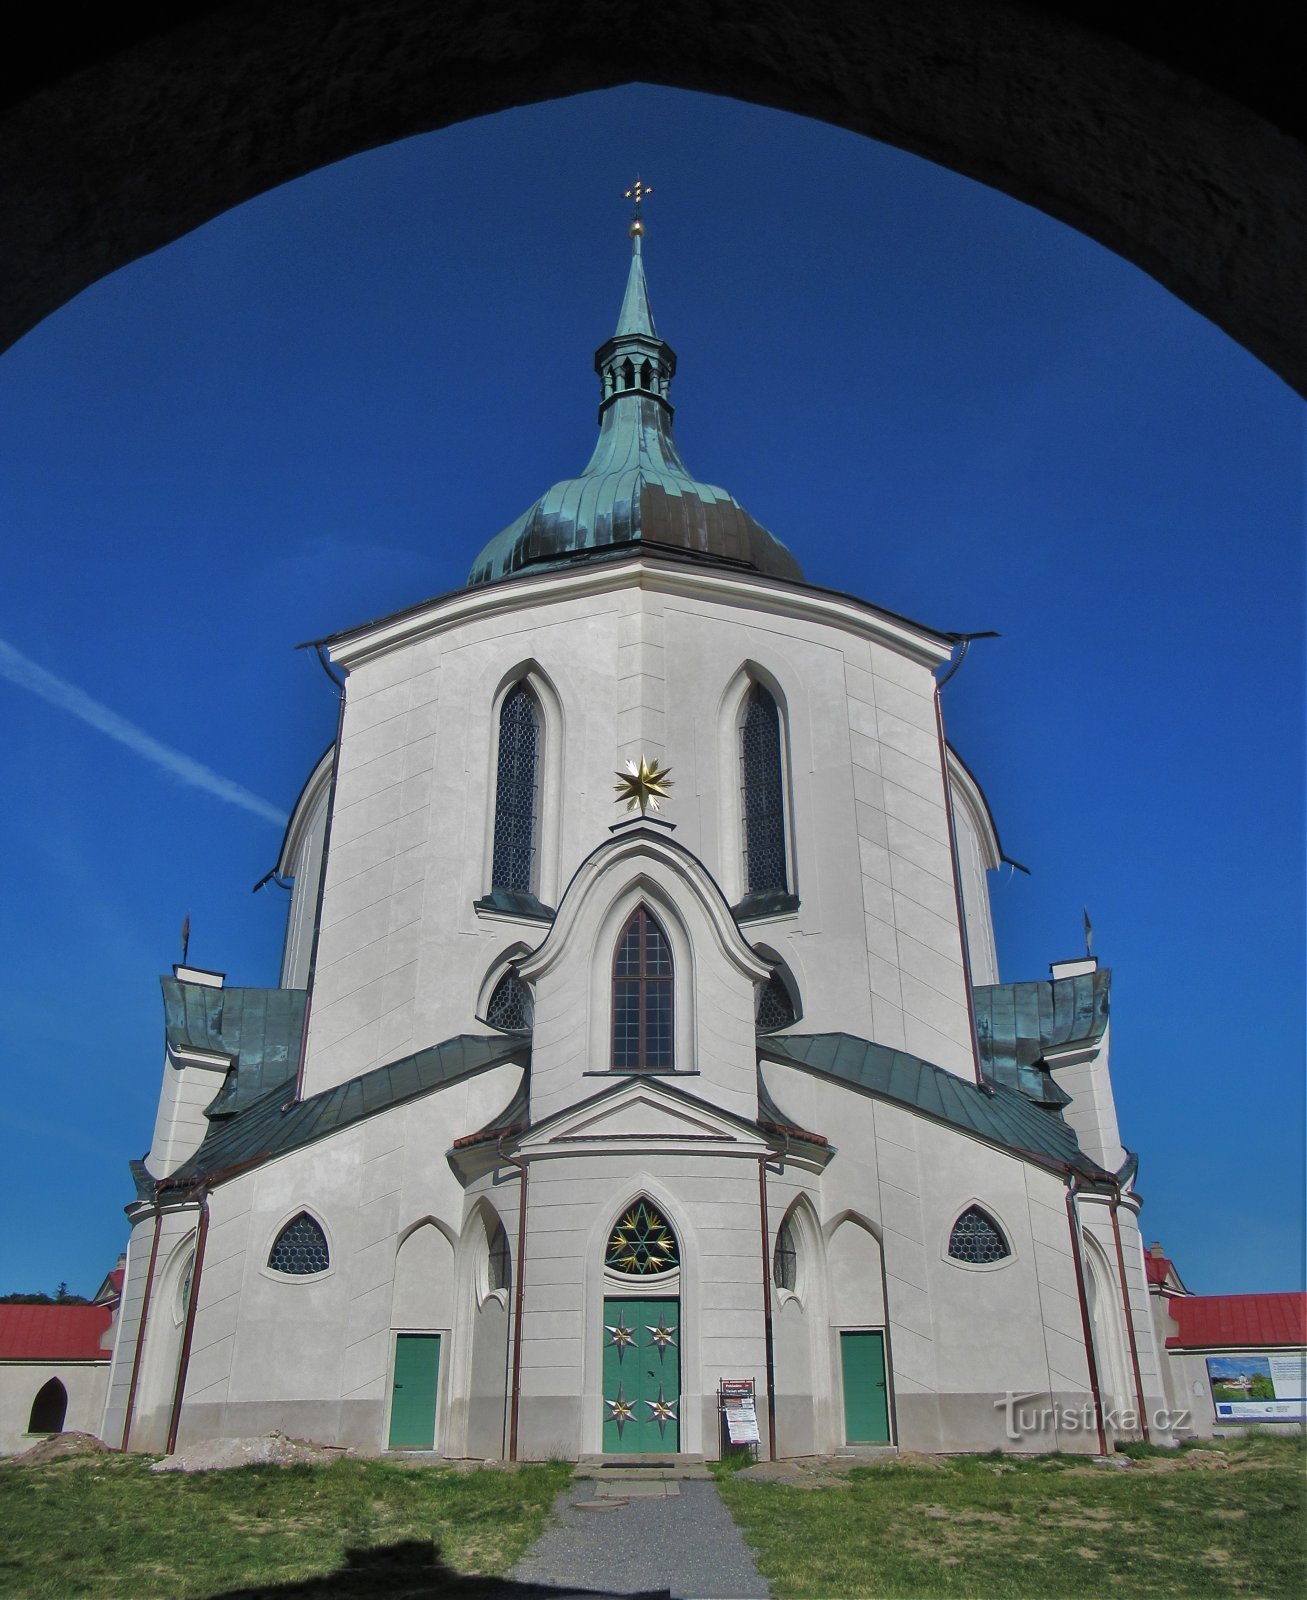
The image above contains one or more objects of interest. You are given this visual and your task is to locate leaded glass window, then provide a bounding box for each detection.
[612,907,674,1070]
[773,1216,797,1290]
[487,1218,511,1293]
[491,685,540,894]
[947,1206,1010,1265]
[605,1199,679,1275]
[486,969,533,1031]
[740,685,788,894]
[756,971,796,1032]
[268,1212,330,1275]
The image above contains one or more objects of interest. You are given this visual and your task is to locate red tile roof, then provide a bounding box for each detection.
[1166,1293,1307,1350]
[0,1304,113,1361]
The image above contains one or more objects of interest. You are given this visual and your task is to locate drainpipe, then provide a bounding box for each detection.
[165,1193,210,1455]
[1110,1193,1151,1442]
[498,1138,529,1463]
[757,1156,778,1460]
[119,1209,163,1451]
[1064,1179,1108,1455]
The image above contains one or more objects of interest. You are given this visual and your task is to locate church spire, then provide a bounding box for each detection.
[595,183,675,417]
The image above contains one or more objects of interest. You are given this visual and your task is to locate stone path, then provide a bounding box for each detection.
[497,1472,771,1599]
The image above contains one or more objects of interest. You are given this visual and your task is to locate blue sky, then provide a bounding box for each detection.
[0,86,1301,1298]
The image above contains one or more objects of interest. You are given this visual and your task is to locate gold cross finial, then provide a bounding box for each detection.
[625,177,653,236]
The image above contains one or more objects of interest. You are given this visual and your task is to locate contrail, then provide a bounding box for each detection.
[0,636,286,827]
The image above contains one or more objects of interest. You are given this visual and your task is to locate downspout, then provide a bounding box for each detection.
[932,652,985,1086]
[165,1193,210,1455]
[498,1138,529,1463]
[119,1209,163,1451]
[1110,1193,1151,1442]
[292,643,347,1101]
[1064,1178,1108,1455]
[757,1156,778,1460]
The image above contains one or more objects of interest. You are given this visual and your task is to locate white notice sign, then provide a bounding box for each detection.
[725,1400,760,1443]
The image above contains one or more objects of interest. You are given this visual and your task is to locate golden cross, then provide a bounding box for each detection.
[624,177,654,234]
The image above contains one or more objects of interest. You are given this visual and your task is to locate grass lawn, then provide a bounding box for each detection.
[0,1452,571,1598]
[714,1434,1306,1598]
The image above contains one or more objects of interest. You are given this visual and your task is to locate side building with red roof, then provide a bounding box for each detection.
[0,1280,119,1453]
[1145,1242,1306,1436]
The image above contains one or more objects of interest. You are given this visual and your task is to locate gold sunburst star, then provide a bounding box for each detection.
[646,1387,678,1432]
[606,1386,636,1433]
[605,1317,636,1356]
[647,1319,678,1351]
[613,755,673,816]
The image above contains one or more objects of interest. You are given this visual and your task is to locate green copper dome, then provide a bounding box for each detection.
[467,234,803,587]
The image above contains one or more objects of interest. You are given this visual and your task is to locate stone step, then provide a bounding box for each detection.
[575,1451,711,1480]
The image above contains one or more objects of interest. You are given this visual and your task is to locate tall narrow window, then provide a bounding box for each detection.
[740,685,788,896]
[773,1216,798,1291]
[491,685,540,895]
[612,907,674,1070]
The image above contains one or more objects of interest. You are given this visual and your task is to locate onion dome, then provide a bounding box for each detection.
[467,228,803,587]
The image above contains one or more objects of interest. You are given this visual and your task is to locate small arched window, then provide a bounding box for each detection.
[491,684,541,896]
[773,1216,798,1291]
[486,969,533,1031]
[948,1206,1010,1265]
[28,1378,67,1434]
[268,1212,330,1275]
[756,971,797,1032]
[740,684,788,897]
[487,1217,511,1294]
[612,906,674,1070]
[606,1198,679,1275]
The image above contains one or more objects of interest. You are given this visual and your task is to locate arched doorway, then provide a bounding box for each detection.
[601,1198,681,1453]
[27,1378,67,1434]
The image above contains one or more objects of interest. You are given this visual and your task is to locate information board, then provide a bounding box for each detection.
[1208,1352,1306,1423]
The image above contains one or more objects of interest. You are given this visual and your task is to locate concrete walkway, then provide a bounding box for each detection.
[497,1471,770,1599]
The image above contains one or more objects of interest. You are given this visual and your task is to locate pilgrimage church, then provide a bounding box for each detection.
[88,201,1179,1462]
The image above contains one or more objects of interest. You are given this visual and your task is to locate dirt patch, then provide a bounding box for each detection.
[11,1432,112,1466]
[150,1432,348,1473]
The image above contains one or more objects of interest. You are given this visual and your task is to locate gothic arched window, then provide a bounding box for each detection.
[487,1216,511,1294]
[773,1215,798,1291]
[755,970,797,1032]
[740,684,788,897]
[947,1206,1011,1265]
[486,969,533,1032]
[491,684,541,896]
[605,1199,679,1275]
[612,907,674,1070]
[268,1212,330,1275]
[27,1378,67,1434]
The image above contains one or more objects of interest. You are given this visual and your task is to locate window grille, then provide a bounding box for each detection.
[612,907,674,1070]
[740,685,787,894]
[773,1216,798,1291]
[487,1219,511,1293]
[490,685,541,894]
[605,1199,679,1275]
[947,1206,1010,1264]
[756,971,796,1032]
[268,1213,330,1275]
[486,970,533,1031]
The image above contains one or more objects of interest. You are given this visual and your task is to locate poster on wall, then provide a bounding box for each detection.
[1207,1353,1307,1422]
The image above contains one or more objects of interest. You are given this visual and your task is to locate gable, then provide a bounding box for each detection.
[520,1076,769,1156]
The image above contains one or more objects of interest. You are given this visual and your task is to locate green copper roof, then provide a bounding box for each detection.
[973,970,1111,1105]
[156,1031,527,1192]
[467,232,803,587]
[161,977,307,1119]
[760,1032,1108,1179]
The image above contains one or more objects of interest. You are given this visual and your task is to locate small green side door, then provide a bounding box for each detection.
[603,1298,679,1452]
[841,1330,890,1443]
[388,1333,441,1449]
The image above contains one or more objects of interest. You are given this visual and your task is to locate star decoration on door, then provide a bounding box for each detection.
[646,1386,678,1434]
[604,1316,637,1358]
[613,755,674,816]
[605,1386,636,1435]
[646,1317,678,1351]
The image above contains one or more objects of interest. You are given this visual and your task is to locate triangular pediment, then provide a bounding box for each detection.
[521,1078,768,1153]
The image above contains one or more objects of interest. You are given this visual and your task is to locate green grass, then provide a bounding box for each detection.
[0,1453,572,1598]
[715,1434,1307,1598]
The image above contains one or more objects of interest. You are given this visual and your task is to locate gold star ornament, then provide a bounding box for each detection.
[614,755,673,816]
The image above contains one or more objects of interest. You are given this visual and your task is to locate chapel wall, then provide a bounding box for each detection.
[0,1362,109,1456]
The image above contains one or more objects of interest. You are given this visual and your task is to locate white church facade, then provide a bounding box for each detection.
[96,220,1172,1462]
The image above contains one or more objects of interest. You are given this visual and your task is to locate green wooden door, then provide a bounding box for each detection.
[388,1334,441,1449]
[603,1298,679,1452]
[841,1330,890,1443]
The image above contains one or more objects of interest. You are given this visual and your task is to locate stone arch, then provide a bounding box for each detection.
[482,662,566,912]
[716,662,799,912]
[1083,1231,1132,1430]
[1,7,1299,393]
[455,1199,513,1459]
[825,1211,886,1328]
[393,1218,457,1331]
[772,1193,831,1456]
[27,1377,67,1435]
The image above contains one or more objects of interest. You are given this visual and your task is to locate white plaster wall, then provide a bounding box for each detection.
[300,565,974,1099]
[280,767,331,989]
[1054,1025,1126,1173]
[0,1363,109,1455]
[948,770,1000,986]
[147,1055,228,1178]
